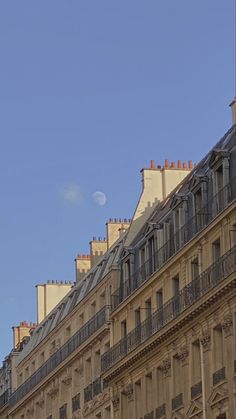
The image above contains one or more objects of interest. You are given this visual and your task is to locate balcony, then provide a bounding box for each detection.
[84,377,106,403]
[111,182,232,311]
[172,393,183,411]
[191,381,202,399]
[0,389,9,409]
[156,404,166,419]
[213,367,226,386]
[102,245,236,373]
[9,307,107,408]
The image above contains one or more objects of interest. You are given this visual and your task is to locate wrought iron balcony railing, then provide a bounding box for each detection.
[191,381,202,399]
[84,377,106,403]
[0,389,9,409]
[156,404,166,419]
[213,366,226,386]
[111,182,232,311]
[102,245,236,373]
[172,393,183,411]
[9,307,107,408]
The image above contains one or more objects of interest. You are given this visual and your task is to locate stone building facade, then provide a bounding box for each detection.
[0,104,236,419]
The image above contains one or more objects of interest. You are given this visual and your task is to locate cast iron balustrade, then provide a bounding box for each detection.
[84,378,106,402]
[84,383,93,402]
[156,404,166,419]
[0,390,9,409]
[111,182,232,311]
[191,381,202,399]
[213,366,226,386]
[9,307,107,408]
[102,245,236,372]
[144,411,154,419]
[172,393,183,411]
[72,393,80,412]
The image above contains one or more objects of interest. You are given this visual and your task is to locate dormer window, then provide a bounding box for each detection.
[209,149,230,214]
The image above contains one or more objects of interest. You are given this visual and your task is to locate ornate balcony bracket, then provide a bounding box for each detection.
[112,394,120,411]
[159,358,171,378]
[176,346,189,366]
[222,314,233,337]
[123,383,134,402]
[200,331,211,352]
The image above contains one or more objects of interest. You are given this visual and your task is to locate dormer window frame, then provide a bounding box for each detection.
[171,194,187,251]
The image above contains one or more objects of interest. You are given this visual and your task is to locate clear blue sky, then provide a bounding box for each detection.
[0,1,234,360]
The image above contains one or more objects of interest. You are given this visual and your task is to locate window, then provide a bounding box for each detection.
[145,299,152,319]
[140,246,146,266]
[172,275,180,296]
[212,239,221,262]
[135,308,141,326]
[191,257,199,280]
[59,403,67,419]
[156,289,163,309]
[72,393,80,412]
[94,350,101,377]
[148,236,155,274]
[121,320,127,339]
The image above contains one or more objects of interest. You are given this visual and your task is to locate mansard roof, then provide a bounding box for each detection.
[129,124,236,246]
[16,234,126,366]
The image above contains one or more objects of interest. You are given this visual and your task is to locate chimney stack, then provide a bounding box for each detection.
[230,98,236,125]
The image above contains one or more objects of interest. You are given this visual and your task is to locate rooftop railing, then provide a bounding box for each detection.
[111,182,232,311]
[102,244,236,373]
[9,307,107,408]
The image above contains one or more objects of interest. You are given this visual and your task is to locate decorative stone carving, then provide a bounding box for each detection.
[75,359,84,376]
[26,402,34,415]
[124,383,134,402]
[112,394,120,411]
[159,358,171,377]
[177,346,189,366]
[222,314,233,337]
[36,392,44,408]
[62,367,72,386]
[200,331,211,352]
[47,378,59,399]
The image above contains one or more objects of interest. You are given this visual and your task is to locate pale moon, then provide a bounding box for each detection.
[93,191,107,206]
